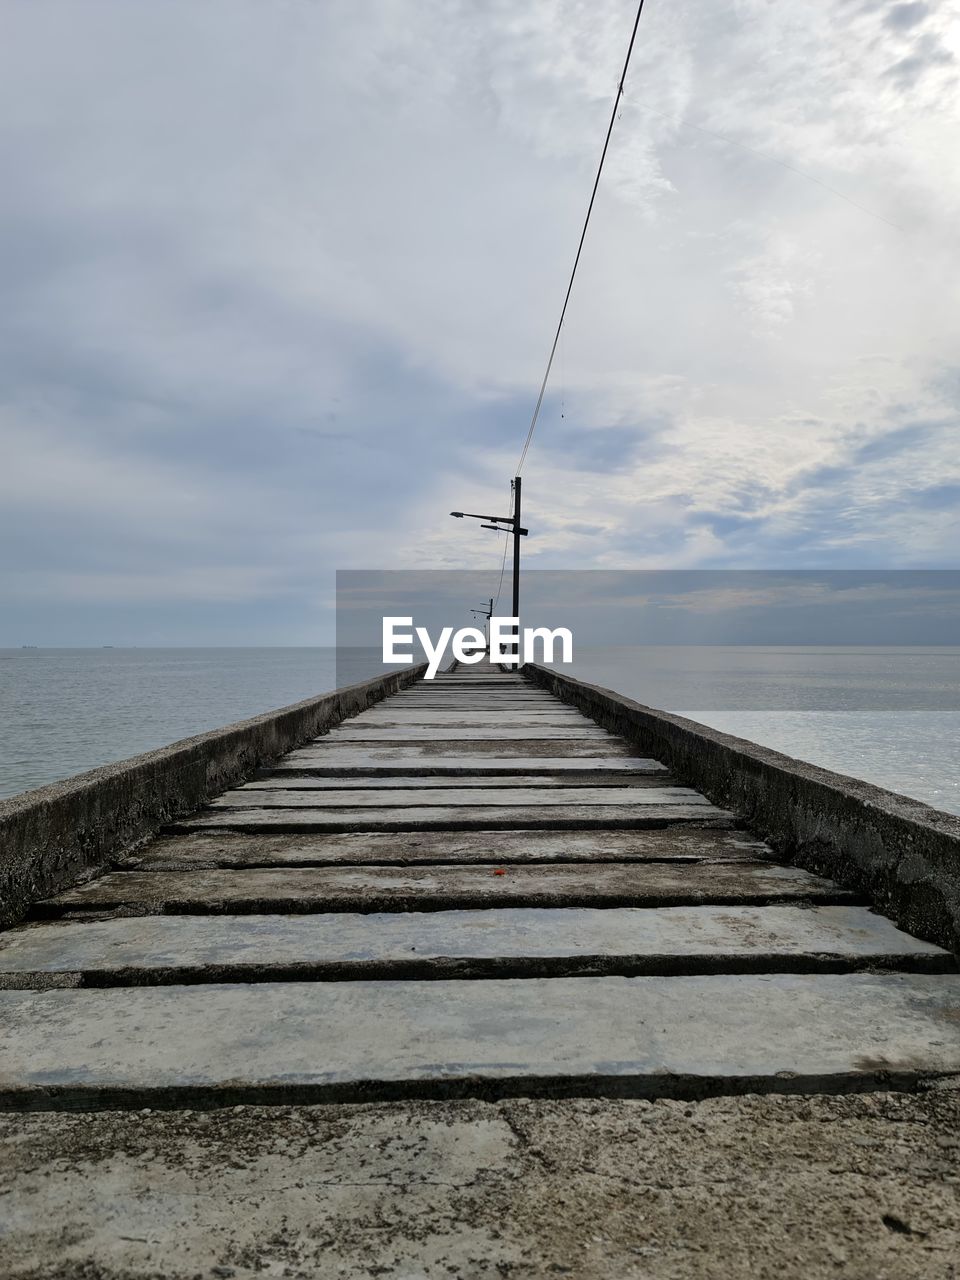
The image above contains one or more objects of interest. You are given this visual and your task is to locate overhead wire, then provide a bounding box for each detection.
[485,1,898,620]
[515,0,648,476]
[512,0,898,488]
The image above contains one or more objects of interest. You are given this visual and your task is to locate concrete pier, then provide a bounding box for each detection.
[2,658,959,1277]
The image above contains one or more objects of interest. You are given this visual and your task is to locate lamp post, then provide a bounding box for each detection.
[470,598,495,652]
[450,476,528,663]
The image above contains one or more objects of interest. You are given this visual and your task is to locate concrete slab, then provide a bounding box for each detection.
[325,726,615,740]
[417,687,531,692]
[129,827,771,869]
[2,973,960,1107]
[305,738,638,757]
[355,723,590,732]
[421,683,527,690]
[308,737,640,752]
[382,711,568,719]
[386,696,560,706]
[275,751,668,775]
[374,689,550,695]
[37,861,853,915]
[361,702,584,712]
[429,674,524,680]
[175,802,732,831]
[210,785,710,809]
[4,1093,959,1280]
[422,689,540,695]
[387,702,562,709]
[353,712,586,723]
[362,701,583,709]
[389,714,580,722]
[1,1090,960,1280]
[387,693,560,702]
[1,906,948,986]
[248,773,676,790]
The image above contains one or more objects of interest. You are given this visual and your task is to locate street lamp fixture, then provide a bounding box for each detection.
[448,477,528,661]
[470,597,495,652]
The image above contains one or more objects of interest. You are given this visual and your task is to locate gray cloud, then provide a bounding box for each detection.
[884,2,931,29]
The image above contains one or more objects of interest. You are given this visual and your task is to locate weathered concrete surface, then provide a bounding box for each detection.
[276,749,667,773]
[34,861,844,915]
[285,738,644,760]
[353,708,585,720]
[126,826,770,869]
[0,665,428,931]
[526,664,960,957]
[8,658,960,1280]
[381,705,566,714]
[305,736,640,756]
[0,906,948,986]
[351,717,585,730]
[3,1091,958,1280]
[326,725,614,739]
[428,675,526,682]
[6,659,960,1277]
[176,802,730,832]
[210,784,709,808]
[260,770,674,786]
[2,974,960,1108]
[386,695,559,705]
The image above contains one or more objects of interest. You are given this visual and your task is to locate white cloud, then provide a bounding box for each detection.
[729,233,816,333]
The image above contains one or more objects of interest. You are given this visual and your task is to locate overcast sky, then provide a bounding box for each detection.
[2,0,958,645]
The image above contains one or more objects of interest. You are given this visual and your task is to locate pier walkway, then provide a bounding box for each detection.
[1,661,958,1107]
[3,661,960,1276]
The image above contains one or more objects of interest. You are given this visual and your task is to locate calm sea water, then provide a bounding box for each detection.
[1,646,957,814]
[550,646,960,816]
[0,647,385,802]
